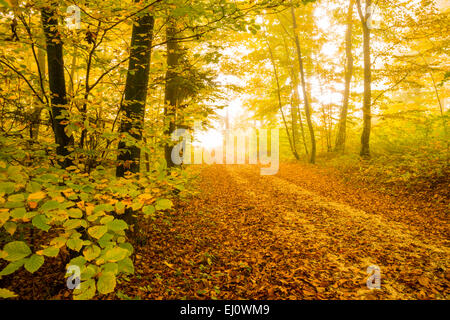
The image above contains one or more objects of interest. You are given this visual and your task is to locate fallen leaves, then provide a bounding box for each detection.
[113,164,449,300]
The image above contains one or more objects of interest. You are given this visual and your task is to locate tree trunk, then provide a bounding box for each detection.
[29,36,46,140]
[335,0,355,153]
[41,6,73,168]
[291,3,316,164]
[164,20,180,169]
[357,0,372,158]
[265,36,298,160]
[116,9,155,178]
[281,33,309,156]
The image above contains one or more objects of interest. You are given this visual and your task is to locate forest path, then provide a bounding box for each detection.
[126,164,449,300]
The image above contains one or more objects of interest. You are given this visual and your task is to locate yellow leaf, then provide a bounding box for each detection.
[28,191,46,201]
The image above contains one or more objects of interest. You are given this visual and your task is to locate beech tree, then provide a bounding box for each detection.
[116,7,155,177]
[335,0,355,153]
[356,0,372,158]
[41,4,74,168]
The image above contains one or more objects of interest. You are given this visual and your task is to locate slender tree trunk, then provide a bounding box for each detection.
[281,33,309,156]
[420,54,449,163]
[291,3,316,164]
[116,9,155,177]
[356,0,372,158]
[41,6,74,168]
[265,36,298,160]
[335,0,355,153]
[30,38,46,140]
[164,20,180,169]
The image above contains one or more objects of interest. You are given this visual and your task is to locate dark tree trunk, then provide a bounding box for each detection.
[335,0,355,153]
[41,6,73,168]
[116,11,155,178]
[164,20,181,169]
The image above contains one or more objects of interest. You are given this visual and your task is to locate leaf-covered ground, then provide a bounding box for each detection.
[115,163,449,300]
[2,163,447,299]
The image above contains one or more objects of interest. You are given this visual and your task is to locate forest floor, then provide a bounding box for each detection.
[3,162,448,300]
[113,163,449,300]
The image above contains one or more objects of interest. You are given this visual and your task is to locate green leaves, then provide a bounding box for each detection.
[3,241,31,262]
[104,247,129,263]
[24,254,44,273]
[0,260,24,276]
[73,279,96,300]
[88,225,108,239]
[40,200,60,212]
[83,245,101,261]
[32,214,51,232]
[41,247,59,258]
[117,257,134,274]
[155,199,173,210]
[0,144,182,300]
[8,194,24,203]
[143,205,155,216]
[0,182,15,195]
[10,207,26,219]
[63,219,85,230]
[106,219,128,232]
[68,208,83,218]
[97,272,116,295]
[67,238,83,252]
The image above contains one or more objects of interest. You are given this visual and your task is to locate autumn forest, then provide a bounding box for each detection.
[0,0,448,303]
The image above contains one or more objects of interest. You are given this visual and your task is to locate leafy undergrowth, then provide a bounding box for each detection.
[321,152,449,208]
[107,164,448,300]
[0,134,190,299]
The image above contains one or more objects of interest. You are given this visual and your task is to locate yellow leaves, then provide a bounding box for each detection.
[27,192,46,210]
[137,193,155,205]
[104,247,129,262]
[27,191,46,202]
[76,201,85,210]
[53,196,65,203]
[0,209,9,227]
[87,225,108,239]
[85,204,95,216]
[163,261,174,269]
[115,202,125,215]
[83,245,101,261]
[0,288,17,299]
[62,188,75,198]
[36,246,59,257]
[4,222,16,235]
[50,236,67,249]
